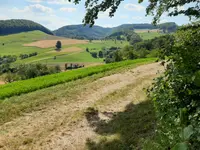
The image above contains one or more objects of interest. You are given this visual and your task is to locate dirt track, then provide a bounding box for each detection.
[0,63,163,150]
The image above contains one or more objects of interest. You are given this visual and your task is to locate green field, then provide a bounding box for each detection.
[0,31,130,67]
[0,30,160,68]
[135,29,163,40]
[0,58,156,100]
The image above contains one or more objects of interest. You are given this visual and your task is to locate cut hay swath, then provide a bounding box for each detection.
[0,58,156,100]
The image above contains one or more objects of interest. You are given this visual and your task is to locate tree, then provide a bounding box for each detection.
[86,47,89,52]
[71,0,199,25]
[129,33,142,45]
[98,51,103,58]
[90,52,97,58]
[113,50,122,62]
[56,41,62,50]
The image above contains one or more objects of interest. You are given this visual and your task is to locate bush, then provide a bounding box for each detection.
[147,24,200,149]
[90,52,98,58]
[19,52,37,60]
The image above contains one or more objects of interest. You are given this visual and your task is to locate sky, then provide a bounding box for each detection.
[0,0,193,30]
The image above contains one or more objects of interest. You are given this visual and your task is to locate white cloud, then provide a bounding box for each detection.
[132,16,143,20]
[99,9,111,19]
[60,7,76,13]
[12,4,53,14]
[124,3,145,12]
[27,0,72,5]
[160,19,168,23]
[120,15,129,19]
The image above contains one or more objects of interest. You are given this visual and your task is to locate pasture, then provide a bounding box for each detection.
[135,29,163,40]
[0,31,128,67]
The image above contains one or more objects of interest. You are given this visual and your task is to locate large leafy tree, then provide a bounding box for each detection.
[71,0,200,25]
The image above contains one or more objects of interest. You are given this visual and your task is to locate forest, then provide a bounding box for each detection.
[0,19,53,35]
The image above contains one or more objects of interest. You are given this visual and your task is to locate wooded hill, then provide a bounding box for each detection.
[53,22,178,39]
[0,19,53,35]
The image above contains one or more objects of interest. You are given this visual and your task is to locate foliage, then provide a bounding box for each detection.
[98,51,103,58]
[159,22,178,33]
[0,55,17,74]
[147,25,200,149]
[127,32,142,45]
[56,41,62,49]
[53,23,177,39]
[75,0,199,25]
[53,24,112,39]
[0,19,53,35]
[0,58,156,100]
[19,52,38,60]
[0,55,17,65]
[90,52,98,58]
[3,63,61,82]
[139,0,200,24]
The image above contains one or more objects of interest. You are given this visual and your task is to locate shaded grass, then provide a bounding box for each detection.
[0,59,155,125]
[85,100,156,150]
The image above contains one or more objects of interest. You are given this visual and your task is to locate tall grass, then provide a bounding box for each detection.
[0,58,156,99]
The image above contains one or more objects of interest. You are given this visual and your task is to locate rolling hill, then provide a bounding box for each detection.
[0,19,53,35]
[53,24,112,40]
[53,22,178,39]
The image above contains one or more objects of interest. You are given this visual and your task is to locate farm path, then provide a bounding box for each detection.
[0,63,163,150]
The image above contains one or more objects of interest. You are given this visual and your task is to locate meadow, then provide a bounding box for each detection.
[135,29,163,40]
[0,30,160,68]
[0,58,156,99]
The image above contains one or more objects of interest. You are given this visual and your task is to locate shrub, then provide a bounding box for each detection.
[147,24,200,149]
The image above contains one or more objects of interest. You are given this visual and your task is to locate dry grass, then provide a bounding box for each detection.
[0,81,5,85]
[46,47,83,54]
[0,63,164,150]
[24,39,88,48]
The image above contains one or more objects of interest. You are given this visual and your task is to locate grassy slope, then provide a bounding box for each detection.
[138,32,163,40]
[0,31,49,55]
[0,58,156,100]
[0,31,127,65]
[0,58,156,125]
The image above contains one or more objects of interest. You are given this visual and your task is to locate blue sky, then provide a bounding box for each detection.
[0,0,192,30]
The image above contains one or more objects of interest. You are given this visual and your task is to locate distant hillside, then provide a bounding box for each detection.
[0,19,53,35]
[53,25,112,40]
[54,22,178,39]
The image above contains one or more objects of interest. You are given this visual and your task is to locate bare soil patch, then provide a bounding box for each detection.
[0,81,5,85]
[24,39,88,48]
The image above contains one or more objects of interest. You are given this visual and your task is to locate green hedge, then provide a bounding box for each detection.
[0,58,156,99]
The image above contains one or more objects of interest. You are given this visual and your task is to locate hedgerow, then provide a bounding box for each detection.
[147,24,200,149]
[0,58,156,100]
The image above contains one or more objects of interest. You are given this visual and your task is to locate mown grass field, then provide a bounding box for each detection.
[0,30,161,67]
[135,29,164,40]
[0,58,156,100]
[0,31,129,66]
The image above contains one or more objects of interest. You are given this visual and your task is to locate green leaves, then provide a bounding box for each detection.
[182,125,194,141]
[193,71,200,87]
[172,142,188,150]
